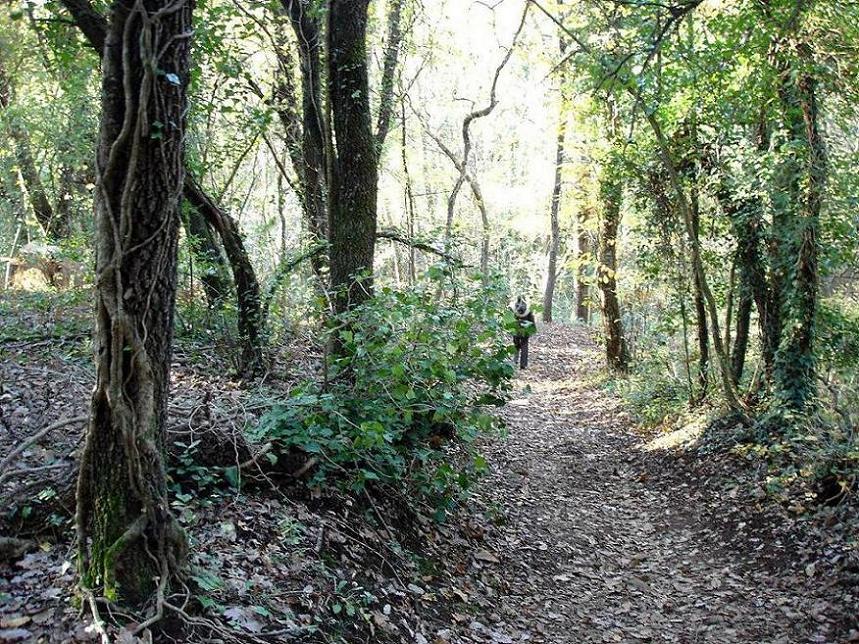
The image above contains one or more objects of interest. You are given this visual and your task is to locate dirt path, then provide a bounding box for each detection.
[431,324,850,644]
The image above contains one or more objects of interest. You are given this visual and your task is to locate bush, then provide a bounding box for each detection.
[252,267,515,515]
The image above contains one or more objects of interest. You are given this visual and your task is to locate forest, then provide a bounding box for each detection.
[0,0,857,641]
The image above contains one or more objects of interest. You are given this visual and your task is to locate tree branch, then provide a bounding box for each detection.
[445,2,529,241]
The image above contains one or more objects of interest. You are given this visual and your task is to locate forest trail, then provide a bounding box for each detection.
[439,324,846,644]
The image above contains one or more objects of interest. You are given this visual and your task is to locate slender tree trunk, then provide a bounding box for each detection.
[181,203,230,308]
[597,164,630,373]
[690,188,709,396]
[444,5,528,247]
[375,0,405,151]
[732,280,753,384]
[401,101,416,284]
[575,208,591,322]
[327,0,378,314]
[421,123,491,274]
[641,104,744,411]
[543,103,565,323]
[543,6,567,322]
[76,0,191,604]
[54,159,77,238]
[283,0,329,256]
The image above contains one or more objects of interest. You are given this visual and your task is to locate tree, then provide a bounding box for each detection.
[275,0,404,286]
[442,3,529,273]
[543,1,567,324]
[60,0,265,374]
[75,0,191,605]
[327,0,378,313]
[597,151,630,373]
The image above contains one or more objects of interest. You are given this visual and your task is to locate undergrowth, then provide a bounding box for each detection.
[603,298,859,513]
[251,267,515,519]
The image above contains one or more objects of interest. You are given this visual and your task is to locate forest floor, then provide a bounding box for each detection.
[0,296,857,643]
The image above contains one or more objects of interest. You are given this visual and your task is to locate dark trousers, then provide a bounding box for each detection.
[514,335,529,369]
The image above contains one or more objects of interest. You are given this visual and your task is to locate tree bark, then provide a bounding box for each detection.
[597,163,630,373]
[327,0,378,313]
[76,0,191,604]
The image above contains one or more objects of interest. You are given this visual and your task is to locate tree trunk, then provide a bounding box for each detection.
[60,0,264,371]
[282,0,329,256]
[597,164,630,373]
[543,0,567,323]
[327,0,378,314]
[576,208,591,322]
[690,189,709,396]
[76,0,191,604]
[543,101,566,323]
[401,101,417,284]
[375,0,405,151]
[772,65,824,410]
[732,281,752,384]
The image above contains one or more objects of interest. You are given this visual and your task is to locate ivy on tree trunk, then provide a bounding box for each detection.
[76,0,191,606]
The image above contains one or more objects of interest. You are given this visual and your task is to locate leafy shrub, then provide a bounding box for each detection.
[252,267,515,513]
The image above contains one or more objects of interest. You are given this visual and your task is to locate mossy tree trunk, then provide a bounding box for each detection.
[76,0,191,605]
